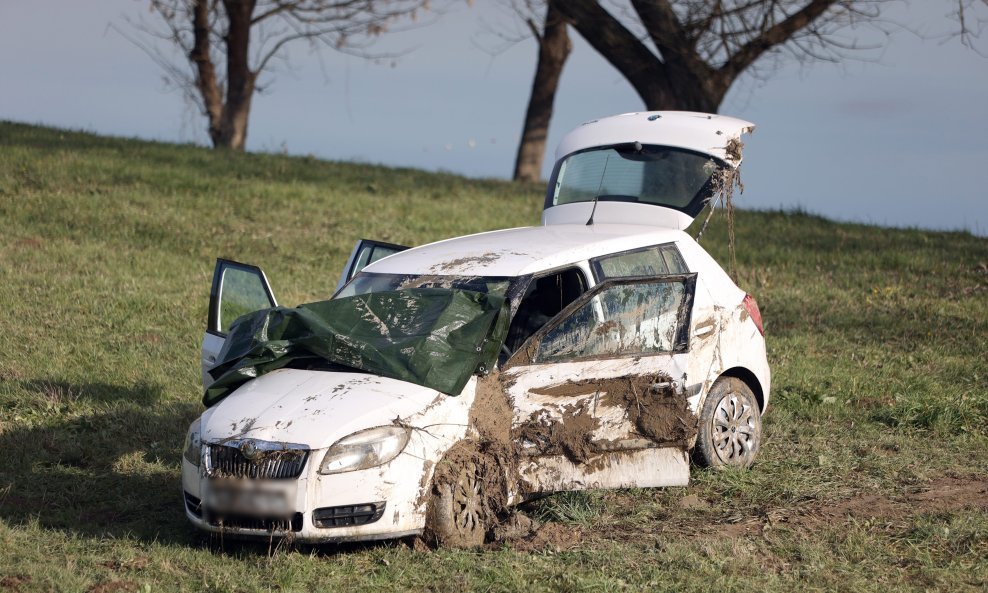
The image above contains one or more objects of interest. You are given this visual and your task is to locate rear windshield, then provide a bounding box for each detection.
[546,144,725,217]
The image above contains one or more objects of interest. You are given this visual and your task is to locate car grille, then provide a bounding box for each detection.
[208,511,303,533]
[207,442,309,480]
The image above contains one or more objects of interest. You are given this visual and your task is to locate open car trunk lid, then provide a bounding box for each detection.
[542,111,755,230]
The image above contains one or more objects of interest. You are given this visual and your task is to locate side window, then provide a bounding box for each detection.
[591,244,687,280]
[504,268,588,354]
[336,239,410,293]
[208,260,277,334]
[535,276,695,363]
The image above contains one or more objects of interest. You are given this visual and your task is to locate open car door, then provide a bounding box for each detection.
[503,274,697,495]
[201,259,277,387]
[335,239,409,293]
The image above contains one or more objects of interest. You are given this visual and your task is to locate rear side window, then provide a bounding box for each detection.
[591,244,687,281]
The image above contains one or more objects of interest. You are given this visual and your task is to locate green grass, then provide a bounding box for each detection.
[1,120,987,592]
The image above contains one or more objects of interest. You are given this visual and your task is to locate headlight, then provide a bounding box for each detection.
[319,426,411,475]
[183,419,202,467]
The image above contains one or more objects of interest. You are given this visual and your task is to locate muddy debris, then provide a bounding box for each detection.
[515,400,600,464]
[533,374,698,446]
[469,371,514,446]
[422,371,520,548]
[431,370,697,548]
[429,253,502,274]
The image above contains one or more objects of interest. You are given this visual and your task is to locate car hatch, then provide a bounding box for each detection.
[542,111,754,230]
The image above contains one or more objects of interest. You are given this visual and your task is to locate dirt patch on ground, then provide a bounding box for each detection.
[678,475,988,540]
[87,582,138,593]
[504,521,586,552]
[0,576,32,593]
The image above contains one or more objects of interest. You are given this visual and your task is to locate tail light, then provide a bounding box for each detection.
[743,294,764,336]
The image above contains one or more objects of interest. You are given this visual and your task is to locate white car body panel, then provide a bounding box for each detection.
[200,331,225,386]
[366,224,692,278]
[542,201,695,229]
[518,448,688,493]
[200,369,443,449]
[185,371,478,541]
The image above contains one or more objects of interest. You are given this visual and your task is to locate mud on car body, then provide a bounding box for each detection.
[182,111,770,546]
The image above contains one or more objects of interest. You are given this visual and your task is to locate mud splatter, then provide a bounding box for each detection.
[423,440,510,548]
[469,371,514,446]
[533,375,697,446]
[421,372,519,547]
[429,253,502,273]
[515,400,600,464]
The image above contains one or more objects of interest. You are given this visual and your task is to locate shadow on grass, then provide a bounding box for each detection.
[0,379,202,546]
[0,378,404,555]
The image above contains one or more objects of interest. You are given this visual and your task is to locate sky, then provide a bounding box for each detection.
[1,1,986,235]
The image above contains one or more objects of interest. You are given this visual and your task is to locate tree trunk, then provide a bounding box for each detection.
[551,0,724,113]
[211,0,257,150]
[513,4,572,183]
[190,0,224,145]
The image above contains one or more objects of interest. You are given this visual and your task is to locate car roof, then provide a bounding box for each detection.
[363,224,689,278]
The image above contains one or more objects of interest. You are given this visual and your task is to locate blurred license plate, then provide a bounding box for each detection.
[207,482,291,515]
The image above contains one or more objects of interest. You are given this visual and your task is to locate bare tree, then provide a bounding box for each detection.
[951,0,988,52]
[512,2,571,182]
[140,0,434,150]
[547,0,893,112]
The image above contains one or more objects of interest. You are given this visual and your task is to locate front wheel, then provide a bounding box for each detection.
[694,377,761,469]
[425,444,504,548]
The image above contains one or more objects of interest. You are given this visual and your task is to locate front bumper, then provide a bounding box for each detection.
[181,444,433,543]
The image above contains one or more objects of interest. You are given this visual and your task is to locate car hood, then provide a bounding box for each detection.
[200,368,444,450]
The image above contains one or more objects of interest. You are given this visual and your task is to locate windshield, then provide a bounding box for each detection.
[546,144,725,217]
[337,272,513,300]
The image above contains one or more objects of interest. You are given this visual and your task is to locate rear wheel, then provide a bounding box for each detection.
[695,377,761,468]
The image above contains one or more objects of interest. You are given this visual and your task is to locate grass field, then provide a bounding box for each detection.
[1,121,986,592]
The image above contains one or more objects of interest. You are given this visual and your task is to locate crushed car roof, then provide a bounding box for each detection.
[363,224,687,277]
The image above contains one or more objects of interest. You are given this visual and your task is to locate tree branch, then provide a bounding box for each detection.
[716,0,839,90]
[550,0,670,106]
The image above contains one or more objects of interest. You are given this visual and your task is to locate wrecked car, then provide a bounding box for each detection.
[182,111,770,547]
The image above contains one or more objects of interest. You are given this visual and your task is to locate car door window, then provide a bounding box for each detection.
[208,260,277,334]
[336,239,409,293]
[504,268,588,355]
[591,244,687,280]
[535,275,695,363]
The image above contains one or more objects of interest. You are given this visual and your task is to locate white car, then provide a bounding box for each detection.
[182,111,770,547]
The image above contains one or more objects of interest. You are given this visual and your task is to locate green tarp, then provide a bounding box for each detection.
[204,288,509,407]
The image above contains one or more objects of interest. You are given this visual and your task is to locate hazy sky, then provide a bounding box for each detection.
[2,1,986,235]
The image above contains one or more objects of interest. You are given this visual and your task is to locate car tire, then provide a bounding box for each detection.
[694,377,761,469]
[425,446,502,548]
